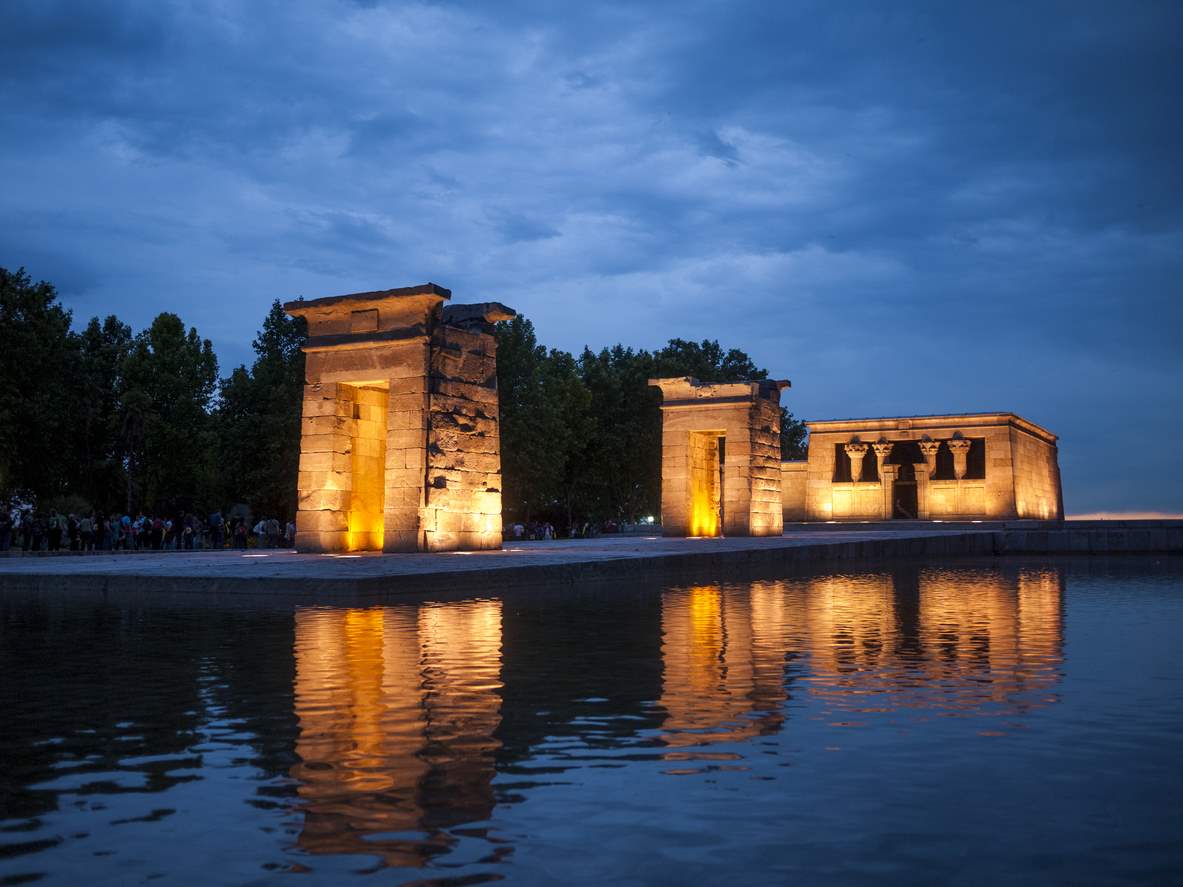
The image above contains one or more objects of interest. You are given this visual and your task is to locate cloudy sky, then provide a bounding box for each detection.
[2,0,1180,513]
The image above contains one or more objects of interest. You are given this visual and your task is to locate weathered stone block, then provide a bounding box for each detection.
[298,470,351,492]
[298,510,349,533]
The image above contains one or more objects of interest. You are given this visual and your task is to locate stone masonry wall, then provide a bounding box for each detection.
[1010,428,1062,520]
[382,341,432,553]
[780,461,807,522]
[421,324,504,551]
[747,396,783,536]
[296,381,354,553]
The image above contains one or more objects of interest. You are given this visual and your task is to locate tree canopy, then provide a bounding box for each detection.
[0,265,805,533]
[495,325,808,529]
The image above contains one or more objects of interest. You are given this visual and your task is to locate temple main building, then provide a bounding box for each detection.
[782,412,1063,523]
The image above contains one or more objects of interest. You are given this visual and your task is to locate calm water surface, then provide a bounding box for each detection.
[2,558,1181,885]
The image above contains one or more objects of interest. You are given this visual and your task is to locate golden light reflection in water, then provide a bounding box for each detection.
[293,600,502,867]
[660,567,1064,747]
[289,567,1064,866]
[659,584,788,747]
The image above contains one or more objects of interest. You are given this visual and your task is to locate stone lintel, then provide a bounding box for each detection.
[806,412,1057,446]
[649,376,790,409]
[283,283,451,315]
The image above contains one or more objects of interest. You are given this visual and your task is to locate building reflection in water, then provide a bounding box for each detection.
[288,566,1064,868]
[658,566,1064,745]
[659,583,792,746]
[292,600,503,868]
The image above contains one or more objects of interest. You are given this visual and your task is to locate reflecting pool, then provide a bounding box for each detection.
[2,558,1182,885]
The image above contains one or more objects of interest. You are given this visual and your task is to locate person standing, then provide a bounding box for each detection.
[47,511,62,551]
[79,514,94,551]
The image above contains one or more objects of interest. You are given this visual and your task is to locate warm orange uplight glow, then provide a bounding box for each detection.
[292,600,503,865]
[659,584,786,748]
[345,384,389,551]
[688,431,723,537]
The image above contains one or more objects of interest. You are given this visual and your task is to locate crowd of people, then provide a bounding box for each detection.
[0,507,657,554]
[0,508,296,554]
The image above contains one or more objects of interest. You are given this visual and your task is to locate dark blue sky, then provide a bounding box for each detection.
[2,1,1180,513]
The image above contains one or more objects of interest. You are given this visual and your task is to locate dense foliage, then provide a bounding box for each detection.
[495,317,808,529]
[0,267,805,530]
[0,267,304,518]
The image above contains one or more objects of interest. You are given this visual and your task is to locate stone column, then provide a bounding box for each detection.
[873,442,894,519]
[948,438,972,480]
[383,350,430,553]
[295,381,354,553]
[844,442,869,483]
[918,439,940,476]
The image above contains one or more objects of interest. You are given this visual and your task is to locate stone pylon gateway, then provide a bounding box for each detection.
[648,377,790,537]
[284,284,514,553]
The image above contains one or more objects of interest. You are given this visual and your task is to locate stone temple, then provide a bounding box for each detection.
[284,284,514,554]
[649,377,790,537]
[647,382,1063,534]
[781,412,1063,523]
[283,285,1064,549]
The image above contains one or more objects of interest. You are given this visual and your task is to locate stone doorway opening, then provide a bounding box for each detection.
[689,431,725,536]
[341,382,389,551]
[893,462,918,519]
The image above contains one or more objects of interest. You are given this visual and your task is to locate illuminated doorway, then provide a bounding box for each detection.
[893,462,918,519]
[342,382,389,551]
[688,431,725,536]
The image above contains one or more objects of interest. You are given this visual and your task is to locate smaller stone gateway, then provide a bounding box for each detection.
[649,377,790,537]
[284,284,514,554]
[782,412,1063,523]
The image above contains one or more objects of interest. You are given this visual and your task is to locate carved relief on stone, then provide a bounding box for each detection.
[872,441,893,465]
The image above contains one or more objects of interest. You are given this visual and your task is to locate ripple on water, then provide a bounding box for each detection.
[1,559,1181,884]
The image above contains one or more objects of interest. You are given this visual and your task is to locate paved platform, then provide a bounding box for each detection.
[0,521,1178,599]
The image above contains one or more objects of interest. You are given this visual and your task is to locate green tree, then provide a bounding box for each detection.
[214,301,306,519]
[654,337,807,462]
[73,315,133,510]
[576,344,660,521]
[0,267,77,499]
[121,313,219,512]
[495,316,589,523]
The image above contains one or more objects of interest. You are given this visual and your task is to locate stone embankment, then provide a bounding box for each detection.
[0,520,1177,599]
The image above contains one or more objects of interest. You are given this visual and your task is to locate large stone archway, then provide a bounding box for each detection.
[285,284,514,553]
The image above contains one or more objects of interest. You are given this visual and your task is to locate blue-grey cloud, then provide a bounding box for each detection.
[1,0,1180,511]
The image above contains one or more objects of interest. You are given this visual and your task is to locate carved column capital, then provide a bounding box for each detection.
[948,437,971,479]
[918,440,941,459]
[916,439,939,475]
[844,442,868,483]
[872,441,893,459]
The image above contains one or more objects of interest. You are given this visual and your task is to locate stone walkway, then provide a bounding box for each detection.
[0,522,1175,598]
[0,527,971,577]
